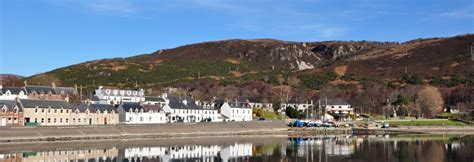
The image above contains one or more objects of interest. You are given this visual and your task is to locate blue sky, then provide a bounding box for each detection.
[1,0,473,76]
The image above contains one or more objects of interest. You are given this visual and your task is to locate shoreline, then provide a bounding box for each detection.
[1,121,473,144]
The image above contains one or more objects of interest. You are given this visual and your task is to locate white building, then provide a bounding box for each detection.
[0,85,28,100]
[144,96,166,107]
[319,98,354,121]
[162,96,222,123]
[117,103,167,124]
[94,86,145,105]
[219,101,253,122]
[280,102,312,112]
[220,143,253,162]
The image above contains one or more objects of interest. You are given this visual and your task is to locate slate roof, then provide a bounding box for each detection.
[90,104,116,112]
[20,99,72,109]
[166,96,201,109]
[318,98,350,106]
[145,96,165,102]
[0,87,26,95]
[228,102,252,109]
[54,87,78,95]
[120,103,144,112]
[25,85,56,94]
[142,104,161,112]
[0,100,22,111]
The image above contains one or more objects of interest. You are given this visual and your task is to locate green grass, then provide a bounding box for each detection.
[261,111,288,119]
[385,119,467,126]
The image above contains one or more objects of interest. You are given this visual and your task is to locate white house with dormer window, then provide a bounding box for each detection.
[94,86,145,105]
[162,96,222,123]
[0,85,28,100]
[117,103,167,124]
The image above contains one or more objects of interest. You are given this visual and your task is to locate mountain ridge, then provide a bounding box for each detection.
[23,34,474,91]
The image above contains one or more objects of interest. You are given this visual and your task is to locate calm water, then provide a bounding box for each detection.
[1,135,473,162]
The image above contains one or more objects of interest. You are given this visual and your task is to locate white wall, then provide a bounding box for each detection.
[125,111,167,124]
[220,103,253,121]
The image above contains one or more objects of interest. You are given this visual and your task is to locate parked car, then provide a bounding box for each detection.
[381,123,390,128]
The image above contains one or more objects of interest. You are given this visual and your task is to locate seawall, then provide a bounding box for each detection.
[0,121,289,143]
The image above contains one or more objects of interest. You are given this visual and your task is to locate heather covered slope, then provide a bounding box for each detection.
[24,34,474,89]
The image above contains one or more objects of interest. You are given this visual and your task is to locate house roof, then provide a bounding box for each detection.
[91,104,116,112]
[0,87,26,95]
[25,85,56,94]
[67,103,116,112]
[167,96,201,109]
[120,103,143,112]
[0,100,21,111]
[20,99,72,109]
[142,104,161,112]
[227,102,252,109]
[145,96,165,102]
[54,87,77,95]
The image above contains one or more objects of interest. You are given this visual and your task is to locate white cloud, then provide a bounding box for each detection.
[439,8,474,19]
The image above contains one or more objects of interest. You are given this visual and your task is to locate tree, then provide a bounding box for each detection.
[417,86,444,118]
[285,106,299,119]
[272,85,293,103]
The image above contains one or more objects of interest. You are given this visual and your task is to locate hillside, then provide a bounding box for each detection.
[25,34,474,91]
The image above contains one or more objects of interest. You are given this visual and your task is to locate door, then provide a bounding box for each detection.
[1,117,5,126]
[89,119,92,125]
[104,117,107,125]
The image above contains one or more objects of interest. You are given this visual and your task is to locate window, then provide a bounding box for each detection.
[140,117,144,122]
[35,109,38,113]
[48,109,51,113]
[78,118,81,123]
[48,118,51,123]
[129,117,133,122]
[54,109,57,113]
[41,118,44,123]
[54,118,57,123]
[34,118,38,123]
[66,118,68,123]
[66,110,69,113]
[60,118,63,123]
[41,109,44,113]
[73,118,76,123]
[60,109,63,113]
[149,117,152,121]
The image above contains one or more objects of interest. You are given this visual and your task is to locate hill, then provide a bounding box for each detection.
[24,34,474,92]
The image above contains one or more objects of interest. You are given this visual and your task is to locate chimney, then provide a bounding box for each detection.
[24,80,28,86]
[65,94,69,102]
[51,82,56,88]
[0,85,2,90]
[183,99,188,105]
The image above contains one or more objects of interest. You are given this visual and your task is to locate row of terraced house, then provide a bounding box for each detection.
[0,84,254,126]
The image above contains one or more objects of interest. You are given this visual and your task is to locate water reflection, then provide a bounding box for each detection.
[1,135,472,162]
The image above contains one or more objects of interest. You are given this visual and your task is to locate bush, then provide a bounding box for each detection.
[298,72,338,90]
[285,106,300,119]
[402,74,423,84]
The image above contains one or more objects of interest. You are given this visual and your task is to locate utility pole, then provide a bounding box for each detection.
[310,100,314,120]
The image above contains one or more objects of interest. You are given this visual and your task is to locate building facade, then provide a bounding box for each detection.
[319,98,354,121]
[219,102,253,122]
[94,86,145,104]
[0,86,28,100]
[117,103,167,124]
[0,100,24,126]
[162,96,222,123]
